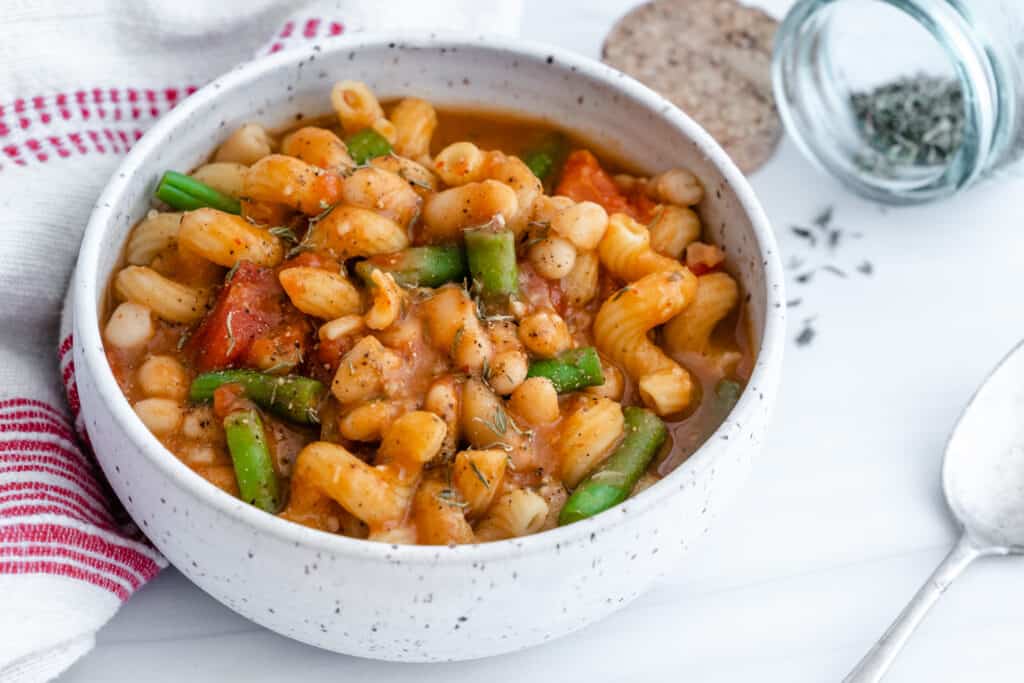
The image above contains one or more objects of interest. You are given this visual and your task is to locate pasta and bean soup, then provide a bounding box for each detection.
[103,80,752,545]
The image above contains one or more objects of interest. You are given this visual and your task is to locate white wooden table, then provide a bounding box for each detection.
[63,1,1024,680]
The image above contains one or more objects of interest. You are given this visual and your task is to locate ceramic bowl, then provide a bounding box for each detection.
[74,34,785,662]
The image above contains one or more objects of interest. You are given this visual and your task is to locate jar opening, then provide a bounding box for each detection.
[773,0,999,204]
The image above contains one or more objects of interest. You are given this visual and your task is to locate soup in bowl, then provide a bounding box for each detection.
[74,35,784,661]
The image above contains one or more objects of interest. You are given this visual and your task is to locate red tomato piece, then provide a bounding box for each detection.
[555,150,634,218]
[625,188,660,223]
[185,261,287,371]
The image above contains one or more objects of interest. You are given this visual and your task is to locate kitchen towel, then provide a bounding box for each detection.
[0,1,521,680]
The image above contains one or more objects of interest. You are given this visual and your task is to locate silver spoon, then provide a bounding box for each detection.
[844,340,1024,682]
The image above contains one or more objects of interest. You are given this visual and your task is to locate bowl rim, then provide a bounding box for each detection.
[75,31,785,564]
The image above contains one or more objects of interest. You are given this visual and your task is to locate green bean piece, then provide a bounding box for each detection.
[524,151,554,181]
[559,407,668,525]
[464,226,518,300]
[526,347,605,394]
[354,246,467,288]
[190,370,325,425]
[223,409,280,513]
[155,170,241,214]
[522,132,570,190]
[345,128,393,164]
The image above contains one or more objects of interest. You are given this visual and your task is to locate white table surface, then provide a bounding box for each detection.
[63,1,1024,681]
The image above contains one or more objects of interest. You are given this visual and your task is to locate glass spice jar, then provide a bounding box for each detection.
[772,0,1024,204]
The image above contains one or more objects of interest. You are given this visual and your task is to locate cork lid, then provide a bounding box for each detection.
[603,0,781,173]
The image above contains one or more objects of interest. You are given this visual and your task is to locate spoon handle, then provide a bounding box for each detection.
[843,534,982,683]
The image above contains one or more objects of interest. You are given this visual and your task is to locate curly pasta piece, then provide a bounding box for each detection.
[453,449,507,517]
[339,400,406,442]
[278,267,361,320]
[126,212,182,265]
[306,205,409,259]
[389,97,438,159]
[191,163,248,199]
[341,167,421,227]
[413,479,476,545]
[481,151,542,235]
[244,154,342,215]
[331,80,386,135]
[663,272,740,355]
[114,266,208,324]
[558,396,624,487]
[598,212,685,281]
[371,154,440,196]
[330,336,402,404]
[475,489,549,542]
[646,168,704,206]
[281,411,446,534]
[648,205,701,260]
[593,269,699,416]
[461,378,532,470]
[281,126,353,171]
[433,141,486,186]
[423,375,462,462]
[421,286,493,374]
[364,269,405,330]
[179,208,284,268]
[421,180,518,242]
[214,123,273,165]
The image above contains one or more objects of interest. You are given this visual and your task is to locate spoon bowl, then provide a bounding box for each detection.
[845,339,1024,682]
[943,339,1024,552]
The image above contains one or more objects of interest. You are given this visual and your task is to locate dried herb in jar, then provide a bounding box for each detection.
[851,75,965,169]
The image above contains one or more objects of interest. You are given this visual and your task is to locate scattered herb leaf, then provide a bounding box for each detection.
[790,225,817,246]
[812,205,834,229]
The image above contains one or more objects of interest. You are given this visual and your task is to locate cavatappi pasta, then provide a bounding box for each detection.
[103,83,753,545]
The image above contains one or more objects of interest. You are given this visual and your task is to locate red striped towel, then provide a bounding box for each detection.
[0,2,520,680]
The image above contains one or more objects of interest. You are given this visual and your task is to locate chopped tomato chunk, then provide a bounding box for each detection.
[555,150,633,217]
[624,187,660,223]
[186,261,289,371]
[554,150,656,222]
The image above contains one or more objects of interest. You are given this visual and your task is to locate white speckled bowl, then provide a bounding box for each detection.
[74,34,785,662]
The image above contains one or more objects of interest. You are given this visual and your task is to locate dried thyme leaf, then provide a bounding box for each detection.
[224,260,241,284]
[269,226,299,244]
[812,205,834,229]
[435,487,469,508]
[790,225,817,246]
[469,460,490,489]
[493,404,508,435]
[851,76,965,167]
[225,310,237,356]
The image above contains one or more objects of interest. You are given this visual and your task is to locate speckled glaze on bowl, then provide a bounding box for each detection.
[74,34,785,662]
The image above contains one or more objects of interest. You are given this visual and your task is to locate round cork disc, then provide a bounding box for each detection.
[603,0,781,173]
